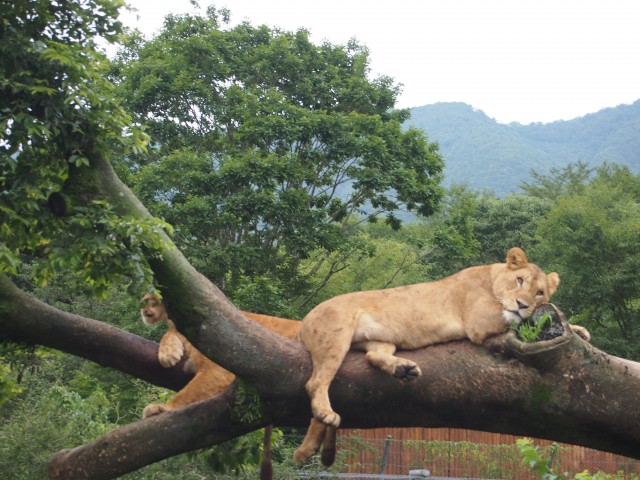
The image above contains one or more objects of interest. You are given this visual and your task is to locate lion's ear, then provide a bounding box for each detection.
[506,247,528,269]
[547,272,560,296]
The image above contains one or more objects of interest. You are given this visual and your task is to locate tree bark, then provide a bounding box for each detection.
[3,268,640,478]
[48,388,260,480]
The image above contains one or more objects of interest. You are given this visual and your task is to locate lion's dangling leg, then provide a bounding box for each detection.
[304,338,352,427]
[300,309,358,427]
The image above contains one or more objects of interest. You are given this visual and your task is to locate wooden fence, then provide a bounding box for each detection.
[335,428,640,479]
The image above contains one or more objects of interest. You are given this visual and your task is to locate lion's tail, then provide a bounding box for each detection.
[321,426,337,467]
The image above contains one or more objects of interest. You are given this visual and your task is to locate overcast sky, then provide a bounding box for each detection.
[119,0,640,125]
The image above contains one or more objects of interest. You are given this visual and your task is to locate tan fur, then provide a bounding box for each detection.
[293,247,590,464]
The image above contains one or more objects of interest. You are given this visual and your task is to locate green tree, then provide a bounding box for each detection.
[3,2,640,479]
[111,9,444,297]
[533,165,640,358]
[520,161,593,201]
[0,0,166,298]
[301,223,433,307]
[473,193,552,264]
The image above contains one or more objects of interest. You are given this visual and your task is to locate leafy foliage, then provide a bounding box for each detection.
[111,9,444,297]
[515,312,554,343]
[0,0,170,297]
[472,193,552,263]
[516,438,631,480]
[533,164,640,357]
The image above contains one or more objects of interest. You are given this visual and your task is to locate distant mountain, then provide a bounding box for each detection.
[406,100,640,196]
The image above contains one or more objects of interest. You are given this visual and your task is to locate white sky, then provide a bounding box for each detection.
[119,0,640,125]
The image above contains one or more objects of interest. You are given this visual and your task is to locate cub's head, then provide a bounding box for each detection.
[140,293,168,325]
[493,247,559,325]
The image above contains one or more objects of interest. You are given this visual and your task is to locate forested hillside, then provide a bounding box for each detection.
[408,100,640,196]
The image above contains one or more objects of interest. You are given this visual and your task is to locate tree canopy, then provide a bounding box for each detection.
[0,0,164,298]
[110,9,443,301]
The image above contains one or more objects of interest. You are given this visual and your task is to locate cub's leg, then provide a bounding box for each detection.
[358,340,422,381]
[293,418,327,464]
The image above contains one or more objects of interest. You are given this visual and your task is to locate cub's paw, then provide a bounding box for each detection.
[143,403,168,418]
[158,337,184,368]
[316,410,341,428]
[293,446,315,465]
[158,348,183,368]
[393,359,421,382]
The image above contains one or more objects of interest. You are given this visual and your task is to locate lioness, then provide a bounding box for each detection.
[294,247,589,464]
[140,293,311,479]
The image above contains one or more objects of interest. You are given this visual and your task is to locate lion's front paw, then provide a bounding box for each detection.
[143,403,168,418]
[316,410,341,428]
[393,360,421,382]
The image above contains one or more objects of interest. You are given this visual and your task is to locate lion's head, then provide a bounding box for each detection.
[493,247,559,325]
[140,293,168,325]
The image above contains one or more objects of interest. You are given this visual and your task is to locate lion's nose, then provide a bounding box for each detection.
[517,299,529,310]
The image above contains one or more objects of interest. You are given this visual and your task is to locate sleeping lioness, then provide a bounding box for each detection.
[293,247,590,464]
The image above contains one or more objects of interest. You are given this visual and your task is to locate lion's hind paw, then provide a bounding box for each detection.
[317,410,341,428]
[393,360,421,382]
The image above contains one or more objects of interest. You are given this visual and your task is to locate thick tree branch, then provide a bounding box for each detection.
[63,153,311,392]
[3,271,640,478]
[0,275,191,391]
[48,387,261,480]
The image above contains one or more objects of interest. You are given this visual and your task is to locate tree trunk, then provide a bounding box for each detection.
[3,278,640,478]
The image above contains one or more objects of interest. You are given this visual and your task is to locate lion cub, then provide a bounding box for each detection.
[294,247,589,464]
[140,293,235,417]
[140,293,302,416]
[140,293,310,480]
